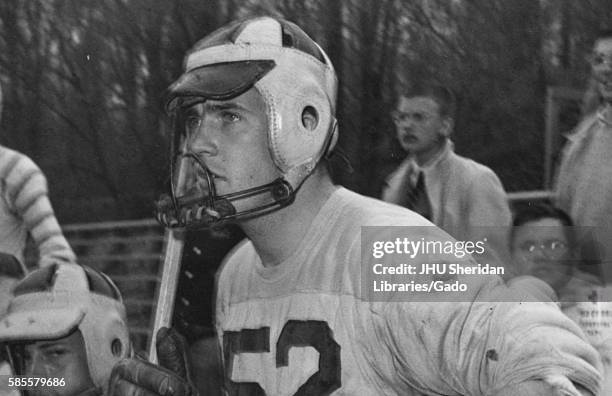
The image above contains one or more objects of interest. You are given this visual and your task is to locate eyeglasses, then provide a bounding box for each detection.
[519,240,569,256]
[589,53,612,68]
[391,111,434,124]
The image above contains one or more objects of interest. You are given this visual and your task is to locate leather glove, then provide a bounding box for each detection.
[108,327,196,396]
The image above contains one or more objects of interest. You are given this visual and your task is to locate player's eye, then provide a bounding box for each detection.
[220,111,241,124]
[590,53,612,67]
[185,116,202,133]
[44,347,67,359]
[592,54,604,66]
[412,113,425,122]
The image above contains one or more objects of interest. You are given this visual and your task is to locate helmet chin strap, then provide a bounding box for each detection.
[155,152,295,229]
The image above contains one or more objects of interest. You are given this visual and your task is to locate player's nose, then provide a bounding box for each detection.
[185,118,219,156]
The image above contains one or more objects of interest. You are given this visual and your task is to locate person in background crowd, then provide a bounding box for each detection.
[0,263,131,396]
[509,203,601,302]
[509,203,612,396]
[555,29,612,283]
[107,17,602,396]
[382,83,512,272]
[0,83,75,269]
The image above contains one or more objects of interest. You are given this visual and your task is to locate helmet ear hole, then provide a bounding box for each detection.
[111,338,123,357]
[301,106,319,131]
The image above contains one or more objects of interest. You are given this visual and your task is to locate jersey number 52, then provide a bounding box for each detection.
[223,320,341,395]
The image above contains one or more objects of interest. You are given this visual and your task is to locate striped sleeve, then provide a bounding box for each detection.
[1,149,76,266]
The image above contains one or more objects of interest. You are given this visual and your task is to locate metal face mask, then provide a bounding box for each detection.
[155,102,295,229]
[155,17,338,230]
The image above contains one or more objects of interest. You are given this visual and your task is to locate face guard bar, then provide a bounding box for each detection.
[154,162,294,230]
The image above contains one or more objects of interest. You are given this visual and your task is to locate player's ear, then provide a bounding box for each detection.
[302,106,319,131]
[440,117,453,138]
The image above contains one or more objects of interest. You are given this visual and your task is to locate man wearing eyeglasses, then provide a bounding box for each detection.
[555,29,612,284]
[509,203,612,395]
[382,83,512,273]
[510,203,601,301]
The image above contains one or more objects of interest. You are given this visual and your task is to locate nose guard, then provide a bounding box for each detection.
[155,151,231,229]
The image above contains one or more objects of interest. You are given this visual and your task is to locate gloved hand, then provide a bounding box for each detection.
[108,327,197,396]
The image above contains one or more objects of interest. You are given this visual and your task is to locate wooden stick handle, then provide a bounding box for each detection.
[148,228,185,364]
[148,155,190,364]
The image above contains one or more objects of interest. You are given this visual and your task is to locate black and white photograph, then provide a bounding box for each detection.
[1,1,612,395]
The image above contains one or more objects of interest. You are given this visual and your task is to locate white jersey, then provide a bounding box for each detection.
[216,188,601,395]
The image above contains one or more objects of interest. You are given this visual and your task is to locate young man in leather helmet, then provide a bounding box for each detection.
[109,16,602,396]
[0,264,131,396]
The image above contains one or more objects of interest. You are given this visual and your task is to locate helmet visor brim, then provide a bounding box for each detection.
[0,308,84,342]
[164,60,276,112]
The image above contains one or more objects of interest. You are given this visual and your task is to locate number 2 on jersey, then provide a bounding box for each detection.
[223,320,341,395]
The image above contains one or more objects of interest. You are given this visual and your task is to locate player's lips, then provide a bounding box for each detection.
[401,134,418,143]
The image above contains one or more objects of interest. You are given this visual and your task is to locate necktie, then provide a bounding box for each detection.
[405,171,432,220]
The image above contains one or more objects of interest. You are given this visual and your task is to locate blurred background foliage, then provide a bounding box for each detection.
[0,0,611,222]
